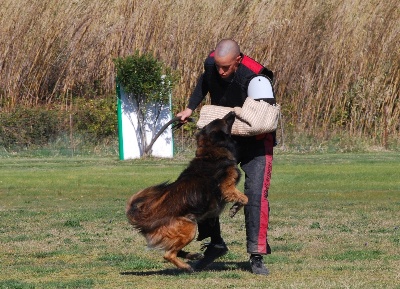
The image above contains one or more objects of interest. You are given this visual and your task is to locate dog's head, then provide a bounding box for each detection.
[196,111,236,152]
[204,111,235,135]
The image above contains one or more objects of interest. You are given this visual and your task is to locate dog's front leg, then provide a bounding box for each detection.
[222,187,248,217]
[229,202,244,218]
[220,167,248,202]
[220,187,248,217]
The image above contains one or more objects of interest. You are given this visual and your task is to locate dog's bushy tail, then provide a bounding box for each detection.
[126,183,172,232]
[125,192,143,226]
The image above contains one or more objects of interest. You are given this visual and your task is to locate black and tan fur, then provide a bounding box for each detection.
[126,111,248,272]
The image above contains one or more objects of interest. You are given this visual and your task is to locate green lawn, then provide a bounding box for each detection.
[0,152,399,288]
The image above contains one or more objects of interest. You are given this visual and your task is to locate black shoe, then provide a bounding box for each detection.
[194,242,228,271]
[177,249,203,260]
[249,254,269,275]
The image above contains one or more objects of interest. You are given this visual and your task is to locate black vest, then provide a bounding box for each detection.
[203,52,274,108]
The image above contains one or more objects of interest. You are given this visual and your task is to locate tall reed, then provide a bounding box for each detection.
[0,0,398,144]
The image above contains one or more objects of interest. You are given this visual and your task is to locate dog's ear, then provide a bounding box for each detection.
[201,111,236,139]
[222,111,236,132]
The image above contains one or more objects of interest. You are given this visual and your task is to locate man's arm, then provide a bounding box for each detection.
[187,73,209,110]
[177,73,208,121]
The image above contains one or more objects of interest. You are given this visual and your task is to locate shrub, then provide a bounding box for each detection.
[72,97,117,143]
[113,51,176,107]
[0,107,62,148]
[0,96,117,150]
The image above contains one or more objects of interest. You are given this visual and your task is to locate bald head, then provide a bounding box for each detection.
[213,39,241,79]
[215,39,240,59]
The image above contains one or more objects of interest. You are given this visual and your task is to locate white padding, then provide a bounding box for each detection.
[247,75,274,99]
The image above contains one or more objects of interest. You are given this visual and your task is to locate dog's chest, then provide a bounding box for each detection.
[197,198,226,221]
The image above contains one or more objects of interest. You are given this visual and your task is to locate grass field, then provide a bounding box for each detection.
[0,152,399,288]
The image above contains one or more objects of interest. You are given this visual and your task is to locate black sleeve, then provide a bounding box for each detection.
[187,73,209,110]
[261,67,274,82]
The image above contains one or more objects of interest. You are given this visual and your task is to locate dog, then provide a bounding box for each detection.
[126,111,248,272]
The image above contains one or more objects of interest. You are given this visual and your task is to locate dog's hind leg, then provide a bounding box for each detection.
[161,216,197,272]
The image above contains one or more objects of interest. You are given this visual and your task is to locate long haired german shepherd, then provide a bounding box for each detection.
[126,111,248,272]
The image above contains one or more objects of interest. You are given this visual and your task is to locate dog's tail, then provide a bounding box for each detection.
[126,190,145,226]
[126,184,171,231]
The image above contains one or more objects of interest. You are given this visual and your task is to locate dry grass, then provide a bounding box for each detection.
[0,0,399,143]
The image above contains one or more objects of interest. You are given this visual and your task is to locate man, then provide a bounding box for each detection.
[177,39,275,275]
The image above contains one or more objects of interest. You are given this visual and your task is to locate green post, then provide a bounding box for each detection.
[116,81,124,160]
[169,91,174,157]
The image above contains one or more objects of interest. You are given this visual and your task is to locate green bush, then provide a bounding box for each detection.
[113,51,176,107]
[72,97,117,143]
[0,107,62,148]
[0,96,117,150]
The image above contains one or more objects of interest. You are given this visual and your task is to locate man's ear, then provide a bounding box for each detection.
[235,54,241,64]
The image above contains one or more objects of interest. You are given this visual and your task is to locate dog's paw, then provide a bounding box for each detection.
[229,202,244,218]
[239,194,248,204]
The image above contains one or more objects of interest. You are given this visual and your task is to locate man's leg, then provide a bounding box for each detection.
[194,217,228,270]
[241,133,274,274]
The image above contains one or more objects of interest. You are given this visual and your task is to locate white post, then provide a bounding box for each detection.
[116,83,173,159]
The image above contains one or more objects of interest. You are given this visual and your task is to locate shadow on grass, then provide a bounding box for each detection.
[120,261,250,276]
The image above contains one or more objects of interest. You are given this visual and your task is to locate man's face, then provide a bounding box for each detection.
[214,54,241,79]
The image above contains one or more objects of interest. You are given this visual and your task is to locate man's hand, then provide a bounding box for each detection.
[176,108,193,122]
